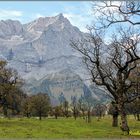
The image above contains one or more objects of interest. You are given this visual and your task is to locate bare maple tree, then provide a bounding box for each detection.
[71,27,140,134]
[71,1,140,134]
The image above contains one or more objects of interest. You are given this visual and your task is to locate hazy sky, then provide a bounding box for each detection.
[0,1,94,32]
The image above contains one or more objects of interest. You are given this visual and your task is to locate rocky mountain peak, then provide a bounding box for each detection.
[0,19,23,38]
[55,13,65,21]
[25,13,70,33]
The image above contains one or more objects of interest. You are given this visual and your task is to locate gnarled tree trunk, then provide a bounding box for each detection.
[87,109,91,123]
[39,112,42,120]
[136,114,140,121]
[118,97,129,134]
[112,114,118,127]
[112,105,119,127]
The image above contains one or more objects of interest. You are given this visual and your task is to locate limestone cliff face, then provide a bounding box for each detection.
[24,69,85,101]
[0,14,85,80]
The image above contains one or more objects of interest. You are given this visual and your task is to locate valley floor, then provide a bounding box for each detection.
[0,115,139,138]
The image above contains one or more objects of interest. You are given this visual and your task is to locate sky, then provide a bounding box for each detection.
[0,1,94,32]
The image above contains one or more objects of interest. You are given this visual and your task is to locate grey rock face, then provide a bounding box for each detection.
[0,14,85,79]
[0,20,24,38]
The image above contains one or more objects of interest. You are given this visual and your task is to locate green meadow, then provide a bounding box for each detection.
[0,115,139,138]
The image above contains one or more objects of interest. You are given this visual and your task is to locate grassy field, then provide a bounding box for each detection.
[0,115,139,138]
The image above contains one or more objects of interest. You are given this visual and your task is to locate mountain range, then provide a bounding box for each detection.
[0,13,110,104]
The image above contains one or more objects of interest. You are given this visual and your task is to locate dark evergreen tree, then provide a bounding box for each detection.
[7,49,14,60]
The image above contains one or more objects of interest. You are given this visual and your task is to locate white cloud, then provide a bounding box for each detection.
[0,9,23,20]
[35,13,45,18]
[63,13,92,32]
[92,1,122,17]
